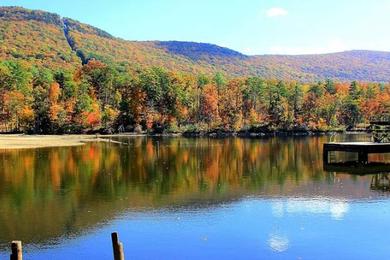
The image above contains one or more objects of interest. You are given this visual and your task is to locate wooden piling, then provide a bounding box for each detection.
[358,151,368,164]
[323,147,329,164]
[111,232,125,260]
[10,241,22,260]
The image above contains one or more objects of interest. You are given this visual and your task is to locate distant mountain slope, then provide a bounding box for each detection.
[249,51,390,82]
[156,41,247,61]
[0,6,390,82]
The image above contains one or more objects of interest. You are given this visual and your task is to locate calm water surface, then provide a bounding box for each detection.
[0,134,389,259]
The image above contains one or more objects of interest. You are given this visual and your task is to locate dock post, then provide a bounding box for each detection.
[358,151,368,164]
[323,145,329,164]
[111,232,125,260]
[10,241,22,260]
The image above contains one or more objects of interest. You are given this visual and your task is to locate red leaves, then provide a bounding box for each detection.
[200,84,219,124]
[85,103,101,128]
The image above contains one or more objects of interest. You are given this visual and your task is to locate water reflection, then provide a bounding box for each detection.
[268,233,289,252]
[272,198,349,220]
[0,135,389,250]
[371,174,390,192]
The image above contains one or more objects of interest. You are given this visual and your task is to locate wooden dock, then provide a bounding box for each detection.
[323,142,390,164]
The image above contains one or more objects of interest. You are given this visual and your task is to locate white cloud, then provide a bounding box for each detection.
[266,7,288,17]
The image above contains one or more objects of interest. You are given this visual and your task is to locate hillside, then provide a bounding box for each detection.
[1,6,390,81]
[0,7,80,69]
[249,51,390,82]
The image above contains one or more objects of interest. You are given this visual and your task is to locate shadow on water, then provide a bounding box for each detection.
[0,134,389,250]
[323,161,390,192]
[323,162,390,175]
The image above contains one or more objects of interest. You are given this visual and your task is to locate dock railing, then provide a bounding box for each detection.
[323,122,390,165]
[370,121,390,143]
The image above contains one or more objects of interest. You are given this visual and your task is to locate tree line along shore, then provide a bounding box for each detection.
[0,59,389,135]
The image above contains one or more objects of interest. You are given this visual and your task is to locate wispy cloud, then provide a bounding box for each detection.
[266,7,288,17]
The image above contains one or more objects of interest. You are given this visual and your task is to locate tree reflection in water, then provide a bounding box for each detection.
[371,174,390,192]
[0,135,389,248]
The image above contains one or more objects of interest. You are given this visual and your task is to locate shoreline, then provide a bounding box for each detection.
[0,130,363,150]
[0,135,101,150]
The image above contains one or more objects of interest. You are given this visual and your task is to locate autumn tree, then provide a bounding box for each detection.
[268,81,288,127]
[3,90,34,131]
[219,79,244,130]
[0,57,387,134]
[325,79,336,95]
[31,67,54,132]
[199,83,219,128]
[289,83,303,123]
[242,77,268,124]
[341,81,362,127]
[48,82,67,130]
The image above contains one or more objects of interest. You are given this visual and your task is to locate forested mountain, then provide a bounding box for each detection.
[1,6,390,82]
[0,6,389,134]
[0,7,80,69]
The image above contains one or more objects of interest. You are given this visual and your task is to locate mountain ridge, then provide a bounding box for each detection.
[1,6,390,82]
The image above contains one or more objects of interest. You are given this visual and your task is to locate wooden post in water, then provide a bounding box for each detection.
[111,232,125,260]
[10,241,22,260]
[323,145,329,164]
[358,151,368,164]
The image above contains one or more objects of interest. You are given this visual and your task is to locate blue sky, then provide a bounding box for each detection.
[1,0,390,55]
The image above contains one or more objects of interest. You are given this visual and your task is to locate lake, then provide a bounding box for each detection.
[0,134,390,259]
